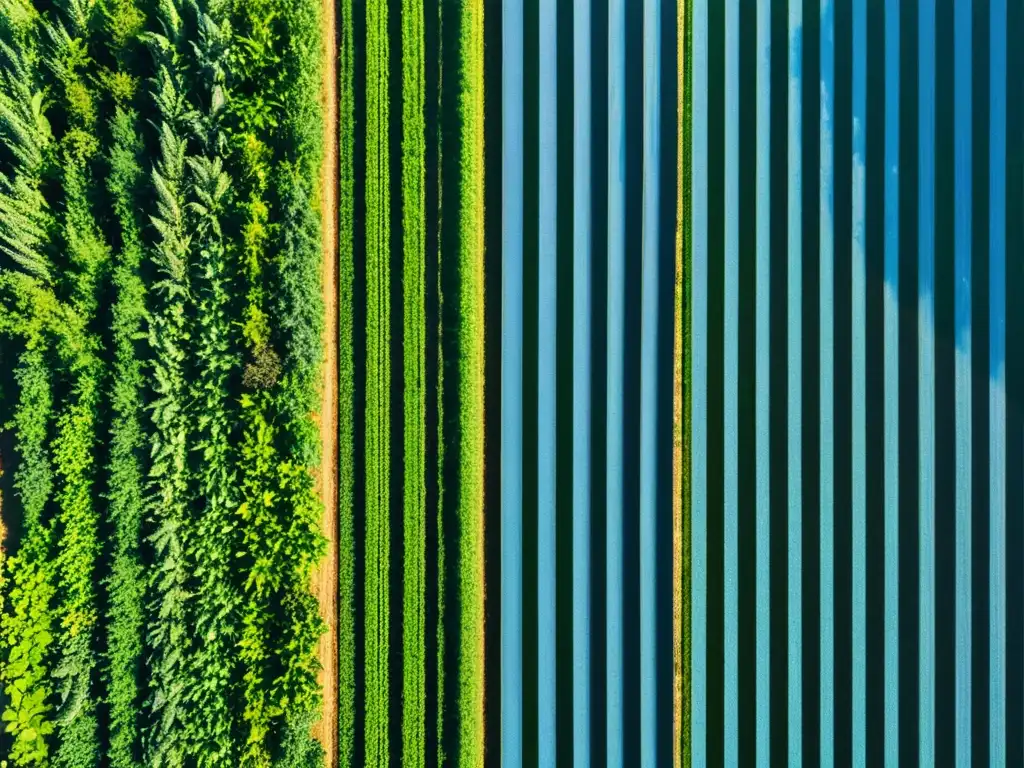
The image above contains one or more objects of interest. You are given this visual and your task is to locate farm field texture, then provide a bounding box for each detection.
[337,0,487,765]
[0,0,694,766]
[11,0,1021,766]
[0,0,328,765]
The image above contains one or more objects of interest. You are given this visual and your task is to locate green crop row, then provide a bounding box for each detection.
[0,7,58,761]
[335,2,487,765]
[455,2,486,763]
[364,0,391,761]
[337,0,356,761]
[103,102,148,768]
[401,0,427,763]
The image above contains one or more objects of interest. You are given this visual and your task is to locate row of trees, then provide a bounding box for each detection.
[0,0,327,765]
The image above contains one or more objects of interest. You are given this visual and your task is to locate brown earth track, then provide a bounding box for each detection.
[312,0,340,761]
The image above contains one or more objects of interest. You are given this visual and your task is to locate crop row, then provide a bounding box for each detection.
[363,0,391,763]
[0,0,326,765]
[337,1,486,766]
[401,0,427,765]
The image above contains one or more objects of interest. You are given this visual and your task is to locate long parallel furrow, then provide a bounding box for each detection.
[338,0,357,761]
[401,0,427,763]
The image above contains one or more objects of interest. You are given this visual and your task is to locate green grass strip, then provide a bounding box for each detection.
[365,0,391,762]
[435,7,447,762]
[401,0,427,763]
[338,0,356,762]
[457,1,486,764]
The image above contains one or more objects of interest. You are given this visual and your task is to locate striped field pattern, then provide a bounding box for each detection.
[685,0,1021,765]
[336,0,1022,765]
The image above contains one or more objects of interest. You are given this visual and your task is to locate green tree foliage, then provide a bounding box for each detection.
[0,340,56,768]
[185,150,240,766]
[97,2,149,763]
[0,9,58,766]
[102,104,148,768]
[179,4,244,764]
[265,2,325,759]
[233,393,279,768]
[267,170,325,768]
[0,4,51,286]
[222,1,325,764]
[43,6,112,762]
[50,346,102,768]
[0,276,99,768]
[141,24,197,763]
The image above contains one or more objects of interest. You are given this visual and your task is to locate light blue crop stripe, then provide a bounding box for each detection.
[755,0,772,763]
[690,0,709,763]
[954,2,973,765]
[605,0,626,763]
[501,0,524,762]
[572,0,592,763]
[989,1,1008,764]
[883,2,900,765]
[851,0,867,763]
[724,0,740,762]
[640,0,662,762]
[787,1,803,763]
[918,2,936,763]
[537,0,558,763]
[819,1,835,764]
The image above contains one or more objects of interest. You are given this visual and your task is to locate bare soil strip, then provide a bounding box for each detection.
[313,0,340,761]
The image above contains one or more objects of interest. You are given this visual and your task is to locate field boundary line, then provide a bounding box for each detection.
[313,0,340,761]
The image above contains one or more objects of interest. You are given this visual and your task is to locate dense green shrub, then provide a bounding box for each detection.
[0,340,56,768]
[141,49,196,768]
[0,10,58,766]
[101,104,148,768]
[45,7,112,760]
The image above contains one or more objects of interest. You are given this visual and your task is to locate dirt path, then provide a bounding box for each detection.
[312,0,339,761]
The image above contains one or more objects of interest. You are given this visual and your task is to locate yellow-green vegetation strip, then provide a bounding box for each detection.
[435,7,447,762]
[456,1,486,764]
[338,0,356,762]
[365,0,391,763]
[681,0,693,763]
[673,0,685,755]
[401,0,427,763]
[0,338,56,768]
